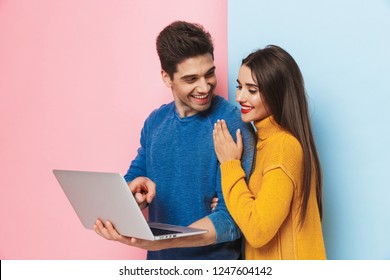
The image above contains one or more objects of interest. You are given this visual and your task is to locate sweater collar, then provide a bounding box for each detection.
[173,95,220,122]
[254,115,282,141]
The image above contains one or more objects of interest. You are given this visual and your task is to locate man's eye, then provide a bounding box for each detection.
[185,77,197,83]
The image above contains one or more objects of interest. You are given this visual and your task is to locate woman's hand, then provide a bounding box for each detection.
[211,197,218,212]
[213,119,243,164]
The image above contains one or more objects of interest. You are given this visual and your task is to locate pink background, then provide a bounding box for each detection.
[0,0,228,259]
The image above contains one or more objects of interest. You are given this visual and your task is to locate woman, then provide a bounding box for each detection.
[213,45,326,259]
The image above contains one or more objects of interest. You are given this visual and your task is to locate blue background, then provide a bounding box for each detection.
[228,0,390,259]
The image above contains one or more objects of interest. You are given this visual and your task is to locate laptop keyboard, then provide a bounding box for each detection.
[150,227,181,236]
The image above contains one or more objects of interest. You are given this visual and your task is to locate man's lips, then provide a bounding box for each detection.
[240,104,253,114]
[191,93,210,104]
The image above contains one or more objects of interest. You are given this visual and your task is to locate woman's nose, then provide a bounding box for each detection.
[236,89,245,102]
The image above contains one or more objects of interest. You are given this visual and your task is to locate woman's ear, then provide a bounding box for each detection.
[161,70,172,88]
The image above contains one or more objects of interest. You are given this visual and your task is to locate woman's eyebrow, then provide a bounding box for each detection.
[237,79,258,88]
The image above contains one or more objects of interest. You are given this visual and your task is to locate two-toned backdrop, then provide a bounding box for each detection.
[1,0,389,260]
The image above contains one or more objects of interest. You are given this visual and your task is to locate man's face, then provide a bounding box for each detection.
[162,53,217,118]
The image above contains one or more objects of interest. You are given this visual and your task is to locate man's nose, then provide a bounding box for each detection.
[197,78,210,93]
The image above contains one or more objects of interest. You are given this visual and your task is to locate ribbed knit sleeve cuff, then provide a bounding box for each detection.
[220,160,246,187]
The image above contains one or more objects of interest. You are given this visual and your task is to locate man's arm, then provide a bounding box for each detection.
[123,118,152,209]
[95,113,255,250]
[207,118,256,243]
[124,115,150,182]
[94,216,216,251]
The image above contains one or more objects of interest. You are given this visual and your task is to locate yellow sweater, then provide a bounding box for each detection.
[220,116,326,259]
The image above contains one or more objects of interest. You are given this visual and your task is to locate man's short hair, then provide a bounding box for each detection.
[156,21,214,79]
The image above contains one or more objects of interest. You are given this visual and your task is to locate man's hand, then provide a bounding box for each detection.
[94,216,216,251]
[94,219,173,251]
[128,177,156,210]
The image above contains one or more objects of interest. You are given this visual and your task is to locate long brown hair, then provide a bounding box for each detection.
[242,45,322,227]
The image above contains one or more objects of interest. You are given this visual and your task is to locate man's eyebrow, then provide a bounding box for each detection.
[206,66,216,74]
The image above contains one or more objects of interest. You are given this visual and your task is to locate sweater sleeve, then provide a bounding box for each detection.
[220,160,294,248]
[123,119,149,182]
[208,165,242,243]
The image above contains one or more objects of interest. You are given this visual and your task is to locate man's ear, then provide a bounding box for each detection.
[161,70,172,88]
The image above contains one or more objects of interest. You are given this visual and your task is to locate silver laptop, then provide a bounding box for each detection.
[53,169,207,240]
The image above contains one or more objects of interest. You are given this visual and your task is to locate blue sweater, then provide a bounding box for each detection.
[124,95,256,259]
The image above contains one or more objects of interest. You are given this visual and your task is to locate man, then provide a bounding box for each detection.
[94,21,255,260]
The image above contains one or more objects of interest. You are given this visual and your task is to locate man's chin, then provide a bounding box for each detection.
[195,99,213,111]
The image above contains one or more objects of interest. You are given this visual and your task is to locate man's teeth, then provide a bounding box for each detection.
[193,94,208,99]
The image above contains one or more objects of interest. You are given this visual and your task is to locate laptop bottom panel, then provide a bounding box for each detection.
[148,222,208,240]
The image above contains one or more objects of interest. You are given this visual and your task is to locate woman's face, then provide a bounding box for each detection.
[236,65,270,123]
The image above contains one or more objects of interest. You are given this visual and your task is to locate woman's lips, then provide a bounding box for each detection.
[240,105,253,114]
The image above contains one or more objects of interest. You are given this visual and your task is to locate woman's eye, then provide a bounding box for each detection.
[249,89,258,94]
